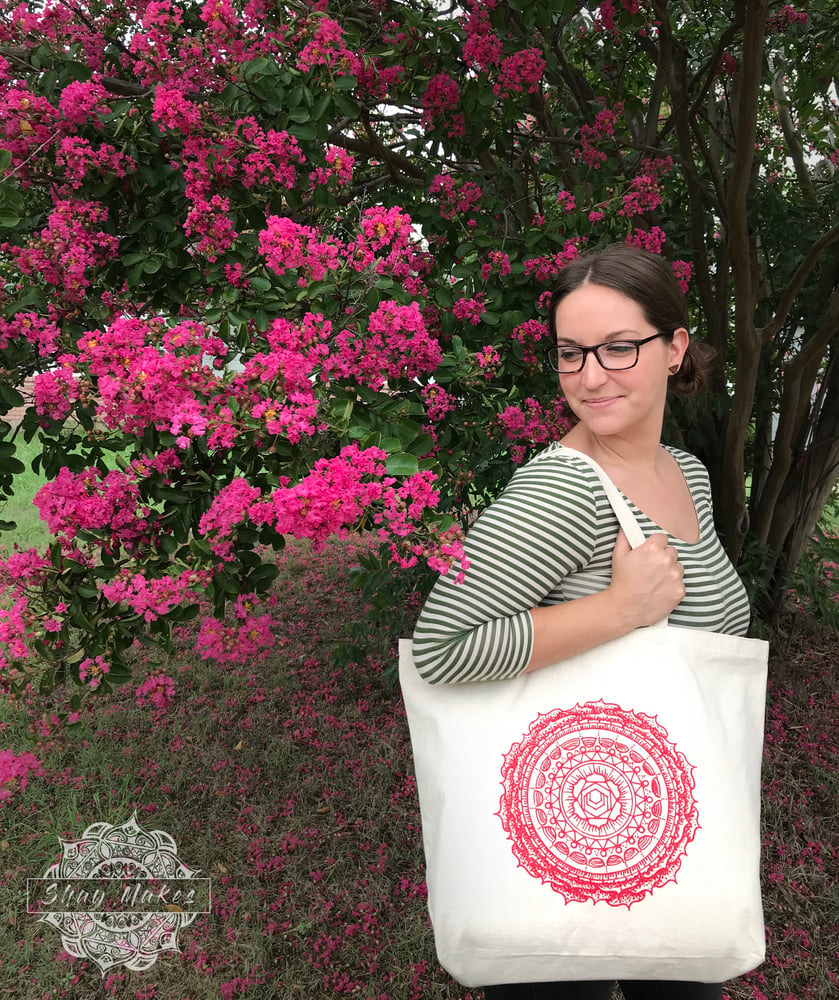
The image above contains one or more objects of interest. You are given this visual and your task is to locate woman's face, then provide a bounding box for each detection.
[552,282,688,440]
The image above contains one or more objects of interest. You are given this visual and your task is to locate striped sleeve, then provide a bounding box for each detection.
[411,451,600,684]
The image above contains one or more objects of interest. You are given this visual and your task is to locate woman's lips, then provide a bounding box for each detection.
[583,396,619,408]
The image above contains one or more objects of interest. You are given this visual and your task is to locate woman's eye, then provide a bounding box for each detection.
[558,349,582,361]
[603,343,635,356]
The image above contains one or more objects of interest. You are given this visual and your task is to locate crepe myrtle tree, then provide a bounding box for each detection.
[0,0,834,704]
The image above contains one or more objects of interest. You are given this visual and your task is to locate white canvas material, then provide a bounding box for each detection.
[399,448,768,987]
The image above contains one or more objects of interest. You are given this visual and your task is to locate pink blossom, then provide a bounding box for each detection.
[152,85,203,131]
[556,190,576,213]
[619,173,662,217]
[421,384,456,422]
[58,80,111,124]
[184,194,237,261]
[258,216,341,284]
[135,672,176,711]
[672,259,693,293]
[462,3,502,70]
[493,48,546,99]
[0,749,42,803]
[429,173,483,221]
[421,73,464,137]
[626,226,667,253]
[79,655,109,689]
[452,294,486,325]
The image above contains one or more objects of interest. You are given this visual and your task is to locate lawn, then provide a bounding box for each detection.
[0,536,836,1000]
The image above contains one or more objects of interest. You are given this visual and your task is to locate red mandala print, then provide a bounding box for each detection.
[498,701,699,908]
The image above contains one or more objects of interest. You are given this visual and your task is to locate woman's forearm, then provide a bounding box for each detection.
[524,588,635,673]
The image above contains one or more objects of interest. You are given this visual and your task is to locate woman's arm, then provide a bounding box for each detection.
[412,451,686,683]
[525,530,684,672]
[412,452,600,683]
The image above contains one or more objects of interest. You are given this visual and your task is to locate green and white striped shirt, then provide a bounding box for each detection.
[412,443,751,684]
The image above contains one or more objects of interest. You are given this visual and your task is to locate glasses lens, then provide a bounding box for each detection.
[598,342,638,370]
[551,347,583,372]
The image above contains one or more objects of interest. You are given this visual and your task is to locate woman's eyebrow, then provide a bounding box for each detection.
[555,330,643,344]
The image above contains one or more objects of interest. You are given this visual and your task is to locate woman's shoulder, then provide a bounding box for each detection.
[662,445,712,493]
[495,442,604,514]
[513,441,605,489]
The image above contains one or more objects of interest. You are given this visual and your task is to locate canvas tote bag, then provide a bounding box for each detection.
[399,447,769,987]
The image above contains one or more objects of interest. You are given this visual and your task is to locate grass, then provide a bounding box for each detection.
[1,433,50,551]
[0,536,836,1000]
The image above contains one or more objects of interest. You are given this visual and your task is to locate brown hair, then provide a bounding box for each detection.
[547,243,713,395]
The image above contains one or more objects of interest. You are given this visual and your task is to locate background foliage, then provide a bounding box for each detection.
[0,0,836,701]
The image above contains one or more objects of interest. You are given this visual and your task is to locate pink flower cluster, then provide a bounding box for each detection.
[135,672,176,711]
[619,173,663,217]
[309,146,355,189]
[79,654,109,689]
[496,397,575,463]
[258,216,342,285]
[523,238,583,282]
[296,17,354,73]
[0,86,58,174]
[767,5,808,33]
[626,226,667,253]
[199,479,262,558]
[237,118,306,190]
[671,259,693,293]
[0,749,42,803]
[101,569,211,622]
[248,445,391,546]
[511,318,548,365]
[0,597,31,688]
[55,136,135,190]
[429,174,483,221]
[421,73,464,138]
[32,365,81,419]
[577,103,623,170]
[58,80,110,124]
[2,199,118,304]
[421,384,456,422]
[184,194,237,261]
[475,344,501,377]
[0,312,61,357]
[556,190,576,213]
[152,85,203,131]
[493,48,545,99]
[462,2,501,70]
[34,466,157,554]
[452,294,486,325]
[481,250,511,281]
[328,301,442,391]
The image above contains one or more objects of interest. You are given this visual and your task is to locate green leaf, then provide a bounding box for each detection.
[386,453,419,476]
[288,123,318,141]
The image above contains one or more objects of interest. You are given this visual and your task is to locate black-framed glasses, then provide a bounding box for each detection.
[544,332,670,374]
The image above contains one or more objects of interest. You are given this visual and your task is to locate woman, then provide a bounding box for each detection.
[411,243,751,1000]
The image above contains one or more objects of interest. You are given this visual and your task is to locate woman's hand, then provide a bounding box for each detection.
[608,529,686,628]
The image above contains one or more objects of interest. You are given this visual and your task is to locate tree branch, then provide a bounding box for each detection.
[768,53,817,202]
[758,221,839,343]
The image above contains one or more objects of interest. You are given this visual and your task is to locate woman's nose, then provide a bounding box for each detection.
[579,350,608,385]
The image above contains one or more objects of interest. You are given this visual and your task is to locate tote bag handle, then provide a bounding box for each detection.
[555,444,668,630]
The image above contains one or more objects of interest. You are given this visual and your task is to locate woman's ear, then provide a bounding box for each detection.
[668,327,690,371]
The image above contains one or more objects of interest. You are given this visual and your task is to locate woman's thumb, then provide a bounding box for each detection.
[612,528,631,557]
